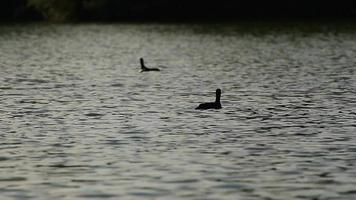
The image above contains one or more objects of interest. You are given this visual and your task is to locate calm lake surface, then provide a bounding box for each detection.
[0,23,356,200]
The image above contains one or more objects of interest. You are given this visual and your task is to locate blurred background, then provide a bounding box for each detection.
[1,0,356,22]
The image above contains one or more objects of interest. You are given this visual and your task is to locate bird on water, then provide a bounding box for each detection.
[195,89,222,110]
[140,58,160,72]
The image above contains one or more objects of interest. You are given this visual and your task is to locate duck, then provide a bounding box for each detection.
[140,58,160,72]
[195,89,222,110]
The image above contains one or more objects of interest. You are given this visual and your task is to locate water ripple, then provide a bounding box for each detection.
[0,23,356,200]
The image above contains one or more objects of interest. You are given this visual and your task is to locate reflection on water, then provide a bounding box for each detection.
[0,23,356,199]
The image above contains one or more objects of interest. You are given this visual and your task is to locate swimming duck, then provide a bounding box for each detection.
[195,89,222,110]
[140,58,160,72]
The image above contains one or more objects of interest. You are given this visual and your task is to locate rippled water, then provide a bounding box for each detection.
[0,23,356,200]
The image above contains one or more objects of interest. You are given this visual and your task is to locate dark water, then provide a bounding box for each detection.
[0,23,356,200]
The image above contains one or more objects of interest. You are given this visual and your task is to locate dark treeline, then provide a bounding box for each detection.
[1,0,356,22]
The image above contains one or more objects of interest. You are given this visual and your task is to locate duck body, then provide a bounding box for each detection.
[195,89,222,110]
[195,102,222,110]
[140,58,160,72]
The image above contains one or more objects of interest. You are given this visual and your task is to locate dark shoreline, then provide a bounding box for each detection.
[2,0,356,23]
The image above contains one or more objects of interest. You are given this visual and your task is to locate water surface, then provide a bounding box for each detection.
[0,23,356,200]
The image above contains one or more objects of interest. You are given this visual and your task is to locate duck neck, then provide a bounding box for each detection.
[140,59,145,68]
[215,94,221,103]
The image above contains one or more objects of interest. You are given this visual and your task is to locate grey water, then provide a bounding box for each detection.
[0,23,356,200]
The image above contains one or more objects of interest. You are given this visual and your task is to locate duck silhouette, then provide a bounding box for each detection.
[140,58,160,72]
[195,89,222,110]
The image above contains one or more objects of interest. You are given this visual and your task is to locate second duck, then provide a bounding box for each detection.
[140,58,160,72]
